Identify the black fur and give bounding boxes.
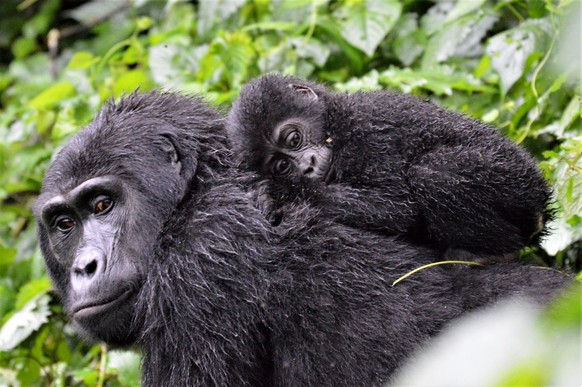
[35,92,571,386]
[227,74,552,259]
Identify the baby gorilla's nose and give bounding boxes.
[301,155,318,175]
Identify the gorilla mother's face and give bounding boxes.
[36,175,144,345]
[34,97,191,346]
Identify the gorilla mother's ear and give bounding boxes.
[160,134,182,174]
[289,84,318,101]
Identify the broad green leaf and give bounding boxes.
[420,1,453,36]
[0,294,51,351]
[113,70,152,97]
[149,44,208,87]
[67,52,100,70]
[29,81,76,110]
[486,18,552,94]
[272,0,316,23]
[557,96,581,138]
[66,0,125,26]
[291,38,330,68]
[422,11,497,68]
[203,32,255,88]
[198,0,246,37]
[334,70,381,92]
[444,0,486,23]
[15,277,51,309]
[315,16,365,72]
[334,0,402,57]
[392,13,426,67]
[378,66,492,95]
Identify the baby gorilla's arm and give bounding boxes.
[317,184,421,235]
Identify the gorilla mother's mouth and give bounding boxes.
[72,289,135,320]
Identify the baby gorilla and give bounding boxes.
[227,74,552,261]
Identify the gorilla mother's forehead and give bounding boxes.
[39,115,161,196]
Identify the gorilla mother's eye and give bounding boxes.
[272,158,292,176]
[94,197,113,215]
[285,131,302,149]
[56,217,75,232]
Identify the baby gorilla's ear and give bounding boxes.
[289,84,318,101]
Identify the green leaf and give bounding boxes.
[495,360,549,387]
[422,11,497,68]
[198,0,246,37]
[392,13,426,67]
[335,70,381,92]
[113,70,152,97]
[316,16,365,72]
[201,31,255,88]
[73,368,100,386]
[334,0,402,57]
[444,0,487,23]
[107,350,142,386]
[486,18,552,94]
[0,294,51,351]
[66,0,124,26]
[378,66,492,95]
[0,286,16,319]
[291,38,330,68]
[557,96,581,138]
[474,55,491,78]
[67,52,101,70]
[136,16,153,32]
[15,277,52,309]
[0,248,17,269]
[12,37,38,59]
[29,81,76,110]
[482,109,499,123]
[17,357,42,385]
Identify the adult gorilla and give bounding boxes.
[34,92,571,386]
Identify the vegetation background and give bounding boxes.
[0,0,580,385]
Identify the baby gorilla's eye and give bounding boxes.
[285,131,302,149]
[94,197,113,214]
[272,158,292,175]
[56,217,75,232]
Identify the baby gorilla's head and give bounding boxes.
[262,117,333,181]
[227,74,333,183]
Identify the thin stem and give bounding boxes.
[392,261,484,286]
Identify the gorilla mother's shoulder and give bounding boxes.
[34,90,573,387]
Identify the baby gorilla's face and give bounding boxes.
[262,118,332,182]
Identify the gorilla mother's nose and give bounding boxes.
[71,248,105,290]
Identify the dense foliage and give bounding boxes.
[0,0,580,385]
